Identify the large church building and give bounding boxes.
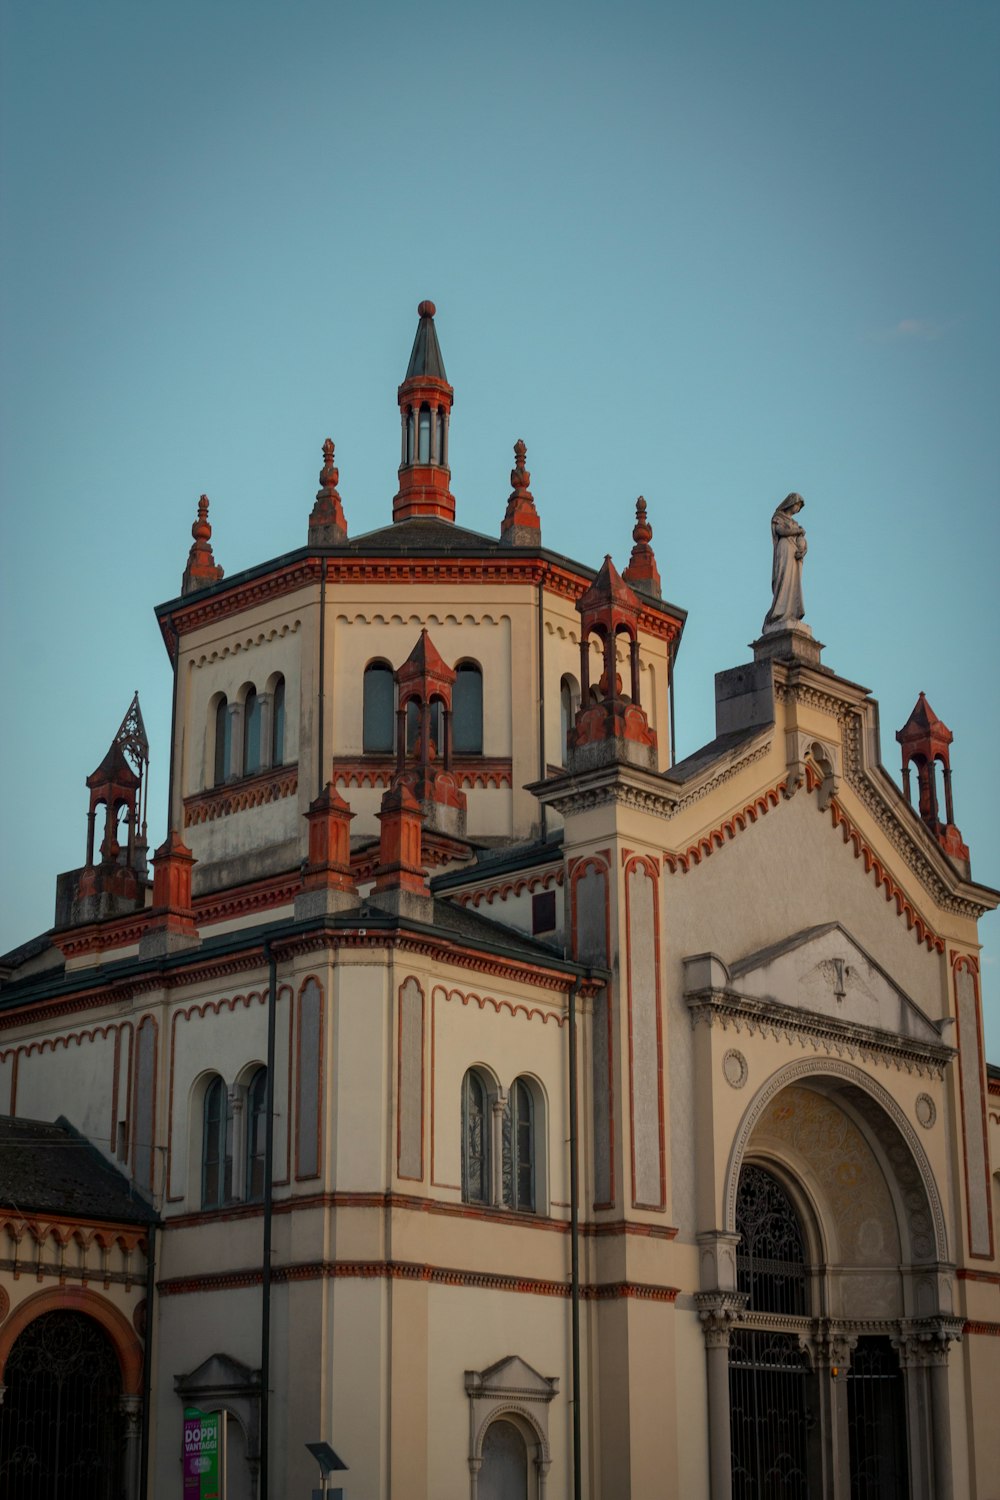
[1,302,998,1500]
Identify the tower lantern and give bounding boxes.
[393,300,456,523]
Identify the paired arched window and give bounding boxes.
[560,673,580,764]
[201,1069,268,1208]
[453,662,483,753]
[214,697,231,786]
[363,662,395,753]
[462,1068,490,1205]
[202,1075,233,1208]
[462,1070,539,1214]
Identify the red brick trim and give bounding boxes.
[331,755,513,790]
[0,1286,145,1393]
[964,1321,1000,1336]
[157,1257,679,1303]
[624,855,666,1212]
[452,868,563,910]
[956,1269,1000,1284]
[183,766,298,827]
[396,977,426,1183]
[952,953,996,1261]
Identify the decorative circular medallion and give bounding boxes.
[915,1094,936,1129]
[132,1297,147,1339]
[723,1049,748,1089]
[0,1285,9,1322]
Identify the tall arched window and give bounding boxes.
[479,1419,528,1499]
[462,1069,490,1205]
[245,1067,268,1202]
[453,662,483,754]
[202,1075,233,1208]
[271,676,285,766]
[560,674,579,764]
[503,1078,535,1212]
[418,404,431,463]
[214,696,231,786]
[243,687,262,776]
[363,662,395,753]
[730,1165,812,1496]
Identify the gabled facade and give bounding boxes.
[1,304,998,1500]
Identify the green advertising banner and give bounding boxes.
[183,1406,226,1500]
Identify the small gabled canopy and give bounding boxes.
[404,299,448,382]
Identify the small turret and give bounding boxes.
[393,301,456,523]
[896,693,970,875]
[568,557,657,772]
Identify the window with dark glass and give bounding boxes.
[503,1078,535,1212]
[271,677,285,766]
[245,1067,268,1202]
[462,1069,489,1204]
[243,687,262,776]
[363,663,395,753]
[418,405,431,463]
[453,662,483,754]
[202,1075,233,1208]
[214,697,231,786]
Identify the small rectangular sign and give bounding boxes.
[183,1406,226,1499]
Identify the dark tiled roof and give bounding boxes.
[0,1115,158,1224]
[662,725,771,785]
[404,310,448,382]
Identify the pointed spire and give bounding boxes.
[182,495,224,595]
[393,301,456,523]
[500,439,541,547]
[308,437,348,545]
[621,497,661,598]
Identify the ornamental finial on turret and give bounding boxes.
[621,496,661,598]
[181,494,224,595]
[308,437,348,546]
[500,438,541,547]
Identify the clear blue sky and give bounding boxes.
[2,2,998,1052]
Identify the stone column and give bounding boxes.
[491,1091,507,1207]
[258,692,274,772]
[227,701,243,781]
[120,1393,143,1500]
[696,1292,747,1500]
[926,1322,963,1500]
[811,1324,856,1500]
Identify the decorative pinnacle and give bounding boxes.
[510,439,532,497]
[181,494,224,595]
[621,497,661,599]
[308,436,347,544]
[500,438,541,545]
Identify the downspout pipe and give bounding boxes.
[569,977,582,1500]
[260,940,278,1500]
[317,569,327,798]
[537,574,547,838]
[138,1221,157,1500]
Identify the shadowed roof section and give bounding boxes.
[0,1114,158,1223]
[404,300,448,382]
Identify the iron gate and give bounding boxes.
[0,1309,123,1500]
[847,1336,909,1500]
[730,1328,814,1499]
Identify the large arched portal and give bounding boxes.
[0,1309,123,1499]
[700,1063,960,1500]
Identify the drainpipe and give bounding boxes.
[167,629,180,828]
[668,634,677,769]
[260,940,278,1500]
[537,575,547,837]
[318,569,327,797]
[568,978,582,1500]
[138,1221,157,1500]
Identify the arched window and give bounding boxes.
[271,676,285,766]
[453,662,483,754]
[560,674,579,764]
[202,1075,233,1208]
[405,698,443,756]
[214,696,231,786]
[479,1419,528,1498]
[363,662,395,753]
[243,687,262,776]
[418,404,431,463]
[462,1069,490,1205]
[245,1067,268,1202]
[503,1078,535,1212]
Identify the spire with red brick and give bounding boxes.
[896,693,970,872]
[182,495,224,595]
[308,438,348,545]
[393,301,456,523]
[500,439,541,546]
[621,497,661,599]
[568,556,657,770]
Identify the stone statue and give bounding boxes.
[763,493,807,632]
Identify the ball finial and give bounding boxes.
[417,299,436,318]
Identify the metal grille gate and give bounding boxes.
[0,1310,122,1500]
[847,1337,909,1500]
[730,1329,813,1499]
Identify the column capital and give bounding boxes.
[696,1290,748,1348]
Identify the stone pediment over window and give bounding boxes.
[684,924,953,1074]
[465,1355,559,1404]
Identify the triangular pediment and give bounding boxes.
[465,1355,558,1400]
[727,923,944,1046]
[175,1353,259,1397]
